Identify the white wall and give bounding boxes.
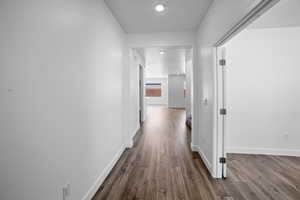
[0,1,127,200]
[127,32,196,48]
[145,48,187,77]
[168,75,186,108]
[126,49,145,147]
[195,0,263,177]
[225,27,300,156]
[146,77,168,105]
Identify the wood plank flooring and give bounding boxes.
[93,105,300,200]
[222,154,300,200]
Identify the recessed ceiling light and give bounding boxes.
[160,50,165,55]
[155,4,166,13]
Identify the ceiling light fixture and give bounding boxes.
[155,4,166,13]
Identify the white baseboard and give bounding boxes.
[82,145,125,200]
[147,103,168,105]
[127,139,134,148]
[134,125,140,136]
[168,106,185,109]
[126,125,141,148]
[191,144,198,152]
[191,144,213,175]
[227,147,300,157]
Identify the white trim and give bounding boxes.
[214,47,226,179]
[82,145,125,200]
[168,106,185,109]
[127,125,140,148]
[191,144,198,152]
[147,103,168,105]
[127,139,134,149]
[192,145,214,176]
[227,147,300,157]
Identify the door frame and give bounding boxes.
[213,0,279,179]
[215,47,227,178]
[139,64,145,125]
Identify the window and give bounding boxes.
[145,83,162,97]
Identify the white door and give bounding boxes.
[139,64,145,125]
[168,74,186,108]
[217,46,227,178]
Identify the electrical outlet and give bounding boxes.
[62,183,71,200]
[283,132,289,139]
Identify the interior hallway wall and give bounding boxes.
[225,27,300,156]
[0,1,127,199]
[126,49,145,147]
[195,0,264,177]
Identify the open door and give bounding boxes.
[217,46,227,178]
[139,64,145,126]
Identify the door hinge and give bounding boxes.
[219,157,226,164]
[219,59,226,66]
[220,108,227,115]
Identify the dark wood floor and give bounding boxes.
[222,154,300,200]
[93,105,300,200]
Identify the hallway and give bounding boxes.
[1,1,300,199]
[93,106,216,200]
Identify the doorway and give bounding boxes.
[214,0,281,178]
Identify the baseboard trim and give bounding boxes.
[82,145,125,200]
[168,106,185,109]
[147,103,168,105]
[227,147,300,157]
[191,145,213,175]
[126,125,141,148]
[191,144,198,152]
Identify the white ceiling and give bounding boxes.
[104,0,213,33]
[145,48,189,78]
[249,0,300,29]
